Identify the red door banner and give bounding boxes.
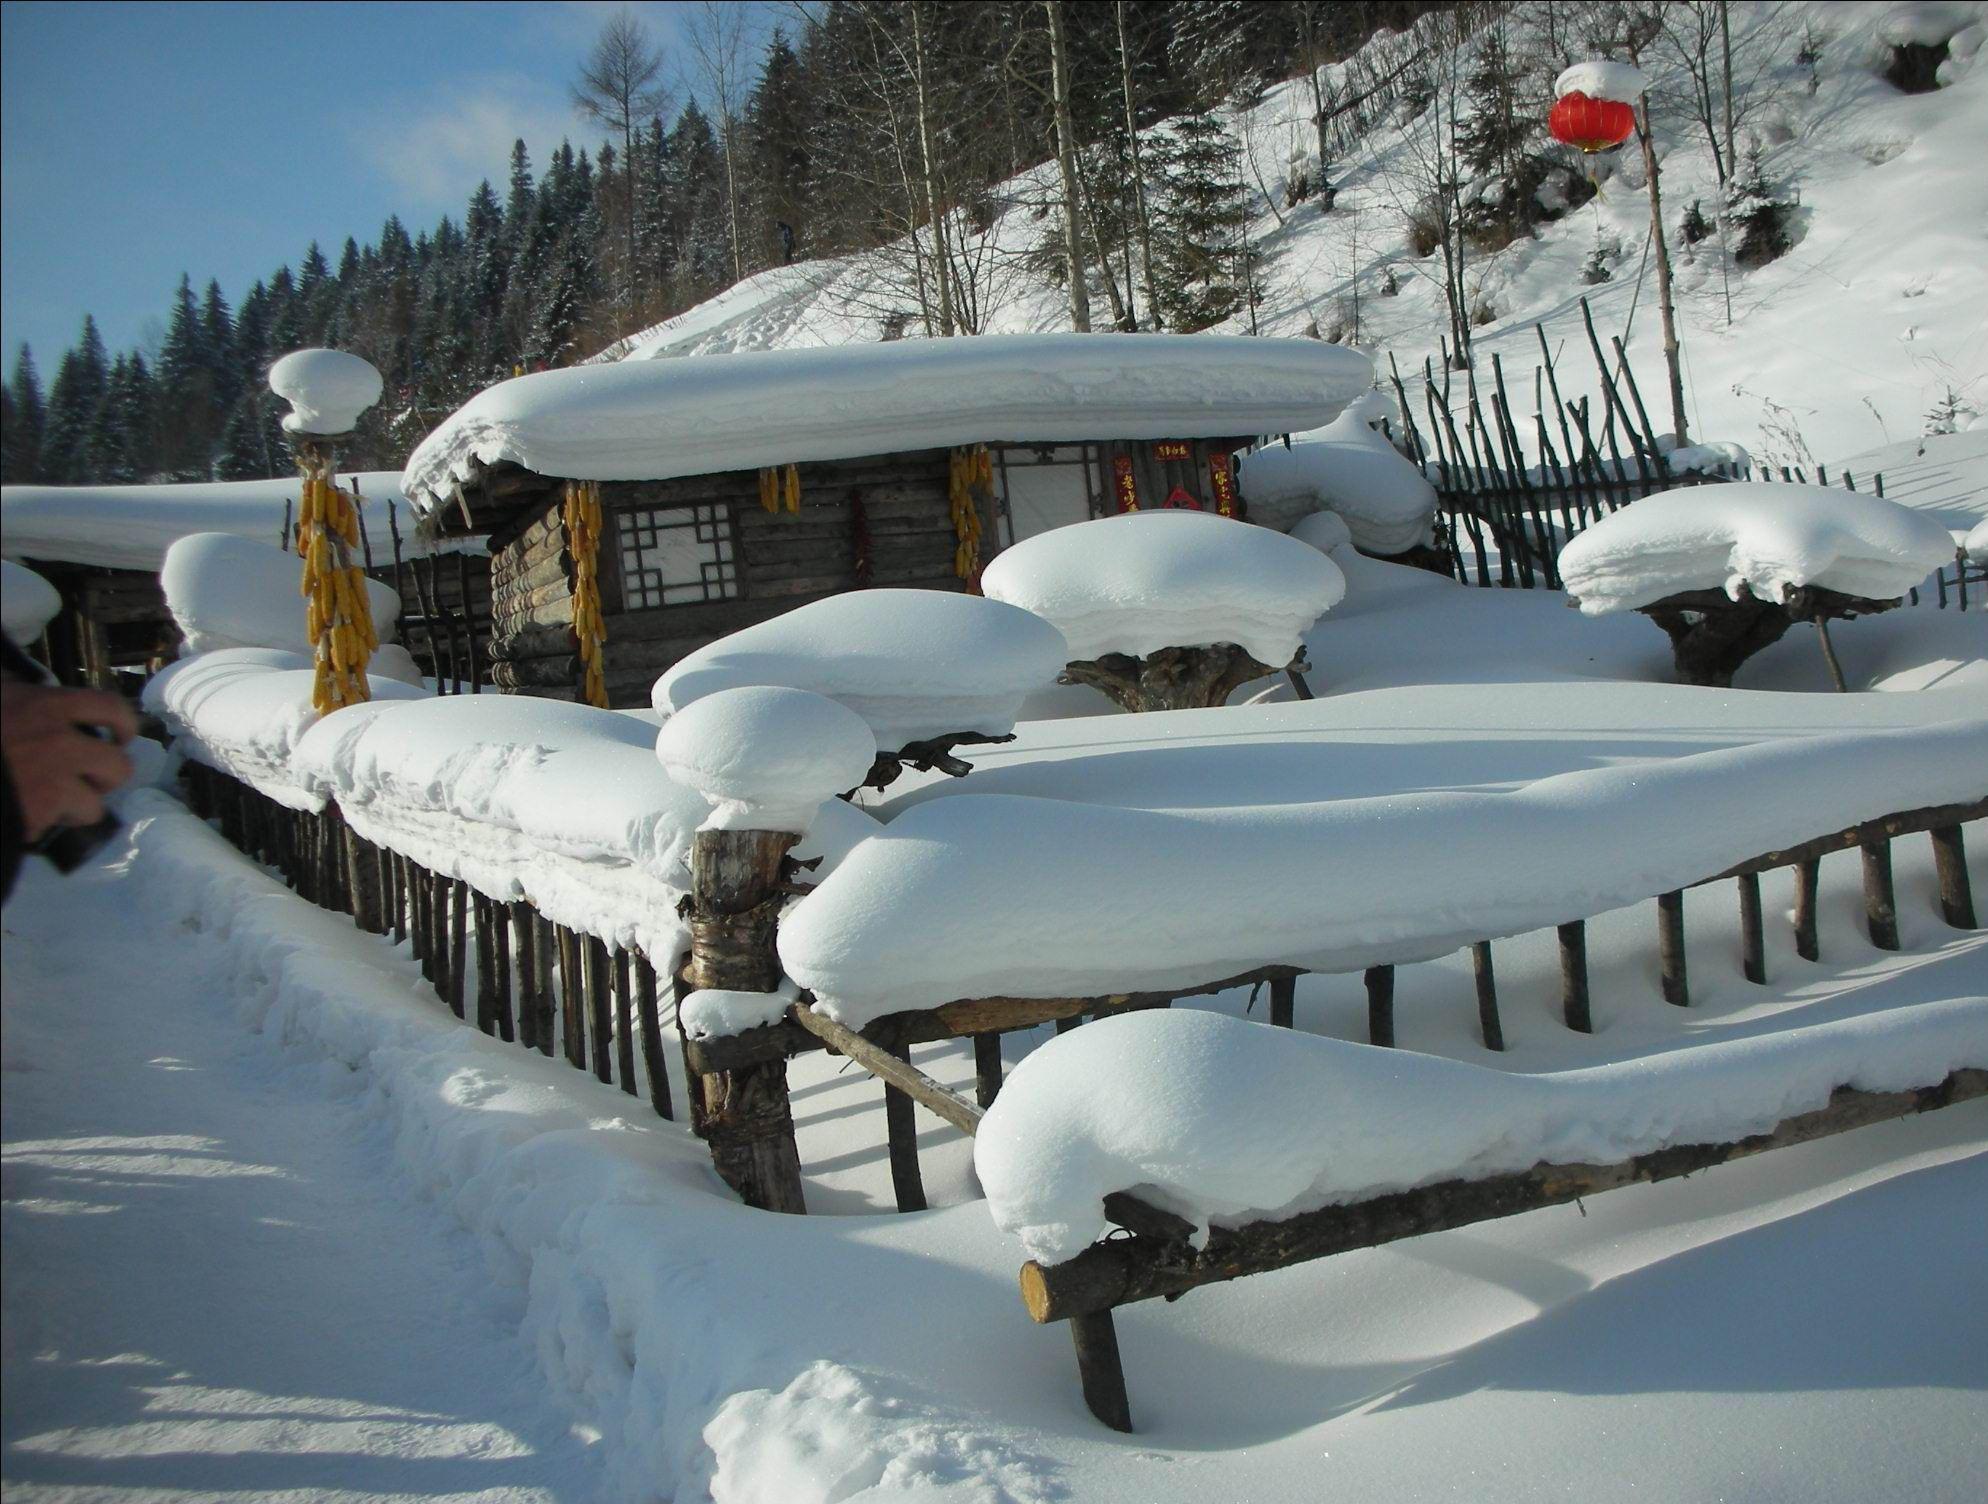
[1164,484,1201,509]
[1153,439,1193,462]
[1113,453,1140,512]
[1209,456,1238,517]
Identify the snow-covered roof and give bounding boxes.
[401,334,1374,512]
[981,509,1345,665]
[651,589,1069,749]
[161,532,400,656]
[1557,482,1957,615]
[1,473,424,573]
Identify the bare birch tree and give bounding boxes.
[571,8,671,329]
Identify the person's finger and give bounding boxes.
[73,737,135,796]
[45,778,109,832]
[63,689,140,745]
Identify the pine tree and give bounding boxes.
[669,102,731,302]
[743,29,811,268]
[1150,112,1253,331]
[3,345,46,483]
[1725,138,1793,268]
[201,279,239,412]
[87,353,157,483]
[40,316,110,483]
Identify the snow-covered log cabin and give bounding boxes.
[400,334,1371,707]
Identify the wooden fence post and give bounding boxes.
[682,828,807,1215]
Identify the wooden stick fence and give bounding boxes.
[1389,301,1976,613]
[179,761,672,1123]
[178,755,1982,1427]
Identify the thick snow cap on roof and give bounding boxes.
[1557,482,1956,615]
[1237,394,1439,554]
[269,348,383,437]
[402,334,1373,511]
[162,532,400,655]
[2,559,62,644]
[981,509,1345,665]
[1555,60,1649,102]
[0,473,421,573]
[657,685,877,833]
[652,589,1069,749]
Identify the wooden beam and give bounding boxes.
[791,1003,986,1137]
[1019,1069,1988,1325]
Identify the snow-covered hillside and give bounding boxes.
[605,1,1985,478]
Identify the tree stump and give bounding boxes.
[1637,585,1900,688]
[1060,643,1302,712]
[681,827,808,1215]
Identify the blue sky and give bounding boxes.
[1,1,777,381]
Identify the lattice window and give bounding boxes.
[615,503,738,609]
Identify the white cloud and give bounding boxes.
[351,78,587,213]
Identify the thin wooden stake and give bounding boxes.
[558,926,586,1067]
[614,948,637,1096]
[1738,873,1766,984]
[531,913,557,1056]
[587,936,614,1084]
[473,892,497,1034]
[1794,858,1822,961]
[1930,826,1977,929]
[1659,890,1688,1005]
[1269,974,1296,1029]
[1365,965,1395,1047]
[1558,921,1592,1033]
[1862,839,1899,950]
[973,1033,1004,1108]
[493,899,515,1043]
[635,951,672,1119]
[1069,1311,1133,1433]
[1813,617,1849,692]
[448,877,469,1018]
[884,1044,928,1213]
[1471,940,1504,1051]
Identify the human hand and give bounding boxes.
[0,678,138,841]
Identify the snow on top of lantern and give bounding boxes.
[981,510,1344,666]
[161,532,400,655]
[1555,60,1649,103]
[653,589,1069,750]
[1557,483,1956,616]
[657,685,877,833]
[1,558,63,645]
[268,348,384,436]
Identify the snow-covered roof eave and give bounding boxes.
[401,333,1375,515]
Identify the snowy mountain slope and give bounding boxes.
[609,1,1986,482]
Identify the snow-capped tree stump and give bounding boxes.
[1636,585,1900,688]
[1060,643,1305,713]
[681,827,808,1215]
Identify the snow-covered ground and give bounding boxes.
[9,517,1987,1500]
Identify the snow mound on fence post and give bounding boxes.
[161,531,400,655]
[1,558,62,643]
[1557,483,1957,615]
[980,510,1344,666]
[658,685,877,833]
[1237,400,1439,554]
[268,348,384,436]
[974,1004,1988,1265]
[652,589,1068,749]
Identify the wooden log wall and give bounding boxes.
[479,449,995,708]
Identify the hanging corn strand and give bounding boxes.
[758,464,802,515]
[948,445,990,588]
[564,480,609,708]
[297,463,378,713]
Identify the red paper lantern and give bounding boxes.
[1549,90,1635,154]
